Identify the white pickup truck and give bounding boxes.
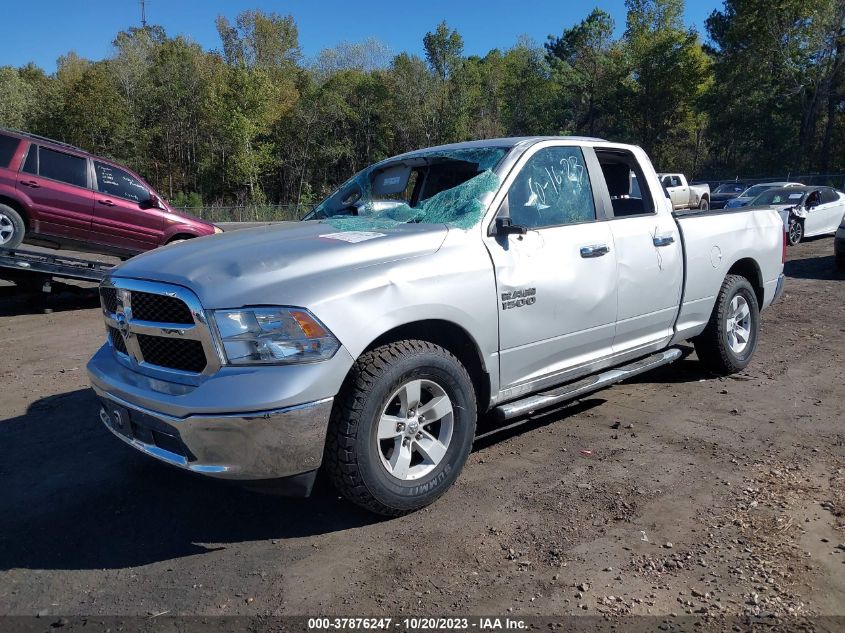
[88,137,786,515]
[660,173,711,211]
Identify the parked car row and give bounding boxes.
[670,172,845,251]
[0,129,219,256]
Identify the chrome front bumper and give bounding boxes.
[94,386,333,481]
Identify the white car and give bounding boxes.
[724,181,803,209]
[748,186,845,245]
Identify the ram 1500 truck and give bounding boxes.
[88,137,786,516]
[659,173,711,211]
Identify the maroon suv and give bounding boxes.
[0,129,218,255]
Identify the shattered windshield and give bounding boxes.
[304,147,507,230]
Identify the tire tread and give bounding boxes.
[324,339,473,516]
[694,274,759,375]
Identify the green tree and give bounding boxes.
[621,0,713,173]
[546,9,621,137]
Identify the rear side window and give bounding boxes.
[0,133,21,168]
[94,161,149,202]
[38,147,88,188]
[22,144,37,174]
[597,150,656,217]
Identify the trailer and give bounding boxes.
[0,248,112,308]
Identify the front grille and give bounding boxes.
[136,334,207,373]
[100,280,216,377]
[100,287,118,314]
[131,291,194,324]
[108,326,127,354]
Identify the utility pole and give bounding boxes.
[140,0,147,28]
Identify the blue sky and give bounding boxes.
[4,0,721,72]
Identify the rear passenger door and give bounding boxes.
[16,144,93,241]
[484,143,618,393]
[91,161,164,252]
[596,150,683,355]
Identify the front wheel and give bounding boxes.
[787,219,803,245]
[694,274,760,375]
[325,340,477,516]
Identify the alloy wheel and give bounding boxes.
[725,295,751,354]
[0,213,14,245]
[376,378,454,481]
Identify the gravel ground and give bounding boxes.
[0,235,842,623]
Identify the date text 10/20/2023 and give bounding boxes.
[307,617,528,630]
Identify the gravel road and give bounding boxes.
[0,235,842,621]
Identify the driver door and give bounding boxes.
[483,144,618,395]
[91,161,165,252]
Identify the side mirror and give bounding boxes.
[495,216,527,236]
[140,193,165,210]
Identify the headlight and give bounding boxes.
[212,307,339,365]
[213,225,224,234]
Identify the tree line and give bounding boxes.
[0,0,842,209]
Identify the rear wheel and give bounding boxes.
[698,197,709,211]
[694,274,760,375]
[0,204,25,249]
[325,340,477,516]
[787,218,803,245]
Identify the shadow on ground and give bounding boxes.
[0,388,601,572]
[785,252,843,281]
[0,389,377,571]
[0,282,100,316]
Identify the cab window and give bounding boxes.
[505,147,596,229]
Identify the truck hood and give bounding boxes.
[114,221,449,308]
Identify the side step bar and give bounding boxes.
[493,347,684,421]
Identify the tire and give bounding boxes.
[0,203,25,249]
[836,255,845,272]
[694,274,760,375]
[698,197,709,211]
[787,218,803,245]
[325,340,477,516]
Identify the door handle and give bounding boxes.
[653,235,675,247]
[98,199,116,207]
[22,180,40,188]
[580,244,610,258]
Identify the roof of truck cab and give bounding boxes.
[393,136,610,156]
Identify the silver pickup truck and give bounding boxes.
[87,137,786,516]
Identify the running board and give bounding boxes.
[493,348,683,421]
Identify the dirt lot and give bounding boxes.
[0,236,843,622]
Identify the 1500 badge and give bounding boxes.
[501,288,536,310]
